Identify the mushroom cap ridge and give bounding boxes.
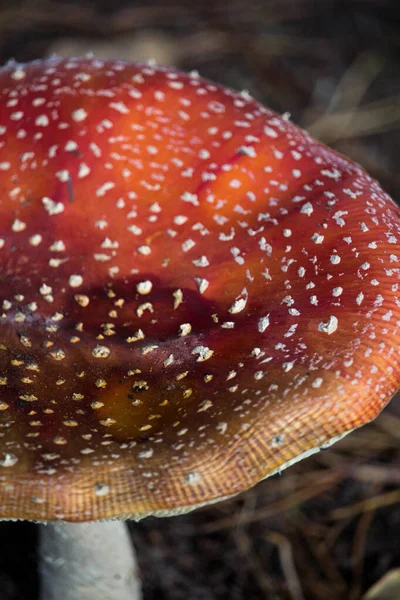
[0,57,399,522]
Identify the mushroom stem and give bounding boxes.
[39,520,141,600]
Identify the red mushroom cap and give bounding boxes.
[0,57,399,521]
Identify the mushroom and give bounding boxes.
[0,56,399,600]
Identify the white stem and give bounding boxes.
[39,520,141,600]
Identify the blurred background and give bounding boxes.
[0,0,399,599]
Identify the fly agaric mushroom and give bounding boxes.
[0,56,399,600]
